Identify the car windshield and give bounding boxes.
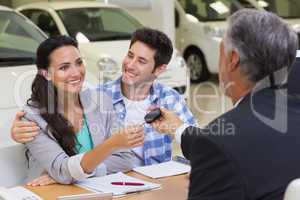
[0,10,46,67]
[178,0,255,21]
[255,0,300,18]
[57,7,143,42]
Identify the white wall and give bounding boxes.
[11,0,94,8]
[12,0,41,8]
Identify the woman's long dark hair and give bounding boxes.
[28,36,79,156]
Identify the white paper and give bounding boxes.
[76,172,160,197]
[133,161,191,179]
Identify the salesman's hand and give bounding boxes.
[151,107,183,137]
[11,111,40,144]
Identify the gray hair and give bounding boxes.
[224,9,298,82]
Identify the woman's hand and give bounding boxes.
[81,125,144,174]
[110,125,145,149]
[26,174,57,187]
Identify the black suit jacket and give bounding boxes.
[182,58,300,200]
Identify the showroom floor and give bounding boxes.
[173,76,233,156]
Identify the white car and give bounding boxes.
[175,0,300,82]
[0,5,47,187]
[175,0,264,82]
[0,5,47,146]
[16,1,190,99]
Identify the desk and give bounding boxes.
[26,172,189,200]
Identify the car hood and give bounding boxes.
[79,40,130,67]
[285,19,300,32]
[0,65,36,109]
[185,18,227,35]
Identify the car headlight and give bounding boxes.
[204,25,225,38]
[175,49,186,68]
[174,56,186,68]
[97,56,119,75]
[169,51,186,69]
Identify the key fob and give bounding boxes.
[144,108,161,123]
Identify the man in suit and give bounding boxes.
[151,9,300,200]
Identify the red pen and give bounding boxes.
[111,182,145,186]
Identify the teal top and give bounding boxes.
[75,116,94,153]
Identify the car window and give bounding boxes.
[255,0,300,18]
[20,9,60,37]
[57,7,142,42]
[100,9,139,33]
[0,10,46,67]
[178,0,255,21]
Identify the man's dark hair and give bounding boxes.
[130,27,173,68]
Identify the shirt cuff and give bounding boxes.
[175,123,190,144]
[67,153,95,181]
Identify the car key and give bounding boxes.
[144,108,162,123]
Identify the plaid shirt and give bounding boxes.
[97,77,197,165]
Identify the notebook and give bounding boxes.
[133,160,191,179]
[76,172,161,197]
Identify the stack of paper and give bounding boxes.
[133,161,191,178]
[77,172,160,197]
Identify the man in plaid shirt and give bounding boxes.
[98,77,196,165]
[97,28,197,166]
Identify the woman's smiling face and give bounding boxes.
[47,45,85,94]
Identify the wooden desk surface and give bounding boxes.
[26,172,189,200]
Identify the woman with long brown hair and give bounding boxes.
[23,35,144,184]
